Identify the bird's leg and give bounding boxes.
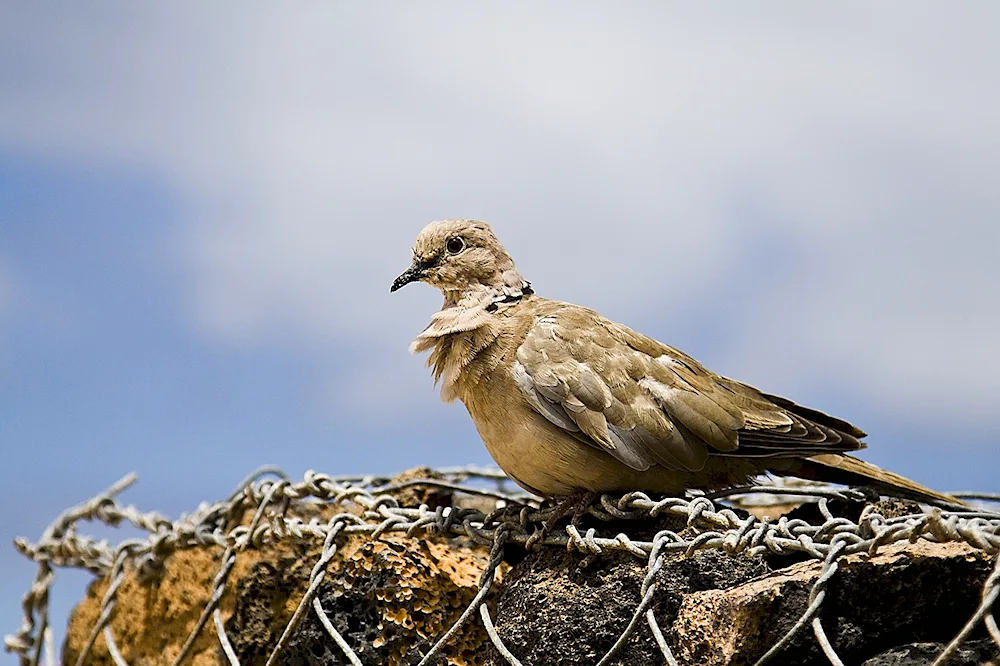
[525,489,599,549]
[568,490,600,526]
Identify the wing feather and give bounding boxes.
[512,302,865,474]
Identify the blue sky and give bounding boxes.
[2,2,999,658]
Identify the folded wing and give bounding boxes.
[513,302,865,472]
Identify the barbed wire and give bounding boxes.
[5,467,1000,666]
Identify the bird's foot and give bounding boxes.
[481,500,534,529]
[568,490,600,527]
[525,490,599,550]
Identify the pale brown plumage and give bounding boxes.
[391,219,958,505]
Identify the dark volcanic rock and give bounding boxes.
[672,541,996,666]
[861,639,1000,665]
[487,544,769,665]
[226,559,307,663]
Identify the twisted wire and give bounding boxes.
[5,467,1000,666]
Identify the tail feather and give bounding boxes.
[781,453,965,507]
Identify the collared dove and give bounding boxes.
[391,219,958,505]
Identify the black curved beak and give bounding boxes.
[390,260,429,293]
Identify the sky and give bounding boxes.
[2,2,999,658]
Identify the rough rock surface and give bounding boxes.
[671,540,996,666]
[63,545,282,666]
[861,639,999,666]
[225,536,497,666]
[486,543,769,665]
[61,486,999,666]
[63,530,497,666]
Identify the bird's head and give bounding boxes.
[390,219,530,305]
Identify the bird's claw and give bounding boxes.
[524,490,599,550]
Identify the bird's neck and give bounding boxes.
[410,289,533,402]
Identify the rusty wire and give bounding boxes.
[5,466,1000,666]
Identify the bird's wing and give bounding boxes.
[513,302,864,472]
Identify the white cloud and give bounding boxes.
[2,3,998,422]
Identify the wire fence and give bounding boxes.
[5,466,1000,666]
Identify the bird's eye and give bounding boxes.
[446,236,465,254]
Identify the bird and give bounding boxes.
[390,219,959,506]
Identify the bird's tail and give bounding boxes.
[780,453,965,507]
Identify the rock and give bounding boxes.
[63,546,282,666]
[861,639,999,665]
[56,481,999,666]
[227,535,498,666]
[486,544,770,665]
[381,466,455,510]
[62,467,499,666]
[266,536,500,666]
[64,532,498,666]
[671,541,996,666]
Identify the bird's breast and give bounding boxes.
[461,368,658,496]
